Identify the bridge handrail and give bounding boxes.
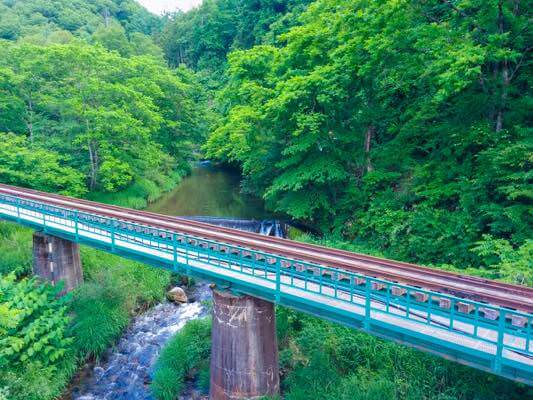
[0,192,531,366]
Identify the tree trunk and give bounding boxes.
[495,0,509,132]
[179,45,184,65]
[87,139,98,190]
[85,116,99,190]
[26,98,34,143]
[103,8,110,28]
[364,125,375,172]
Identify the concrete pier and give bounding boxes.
[210,289,279,400]
[33,232,83,294]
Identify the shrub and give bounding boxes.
[279,309,529,400]
[473,235,533,287]
[0,274,73,369]
[0,274,76,400]
[151,318,212,400]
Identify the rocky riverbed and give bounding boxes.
[69,283,212,400]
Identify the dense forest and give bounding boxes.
[160,0,312,86]
[0,0,210,207]
[0,0,531,399]
[0,0,159,40]
[205,0,532,275]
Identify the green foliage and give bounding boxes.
[91,21,164,59]
[0,41,208,196]
[0,361,75,400]
[277,307,529,400]
[92,21,133,57]
[160,0,312,86]
[472,236,533,287]
[71,247,171,358]
[0,2,531,400]
[0,274,76,400]
[151,318,212,400]
[0,2,210,399]
[0,0,160,41]
[0,274,72,368]
[0,132,86,196]
[0,222,171,397]
[206,0,532,268]
[0,222,32,276]
[69,271,131,358]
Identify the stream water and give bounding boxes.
[71,284,212,400]
[70,164,279,400]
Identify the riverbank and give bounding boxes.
[0,166,191,400]
[68,283,211,400]
[147,232,531,400]
[87,171,186,210]
[0,221,174,400]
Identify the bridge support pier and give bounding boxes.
[210,289,279,400]
[33,232,83,295]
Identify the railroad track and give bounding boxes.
[1,183,532,313]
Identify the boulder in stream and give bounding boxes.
[167,286,188,303]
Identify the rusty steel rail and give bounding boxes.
[0,183,532,313]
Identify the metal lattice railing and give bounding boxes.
[0,192,531,375]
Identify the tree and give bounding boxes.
[159,0,312,87]
[0,132,86,196]
[0,0,160,41]
[92,21,132,56]
[206,0,532,267]
[0,42,208,194]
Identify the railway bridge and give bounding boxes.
[0,184,532,398]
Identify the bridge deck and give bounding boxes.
[0,195,531,385]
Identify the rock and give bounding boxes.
[93,366,105,378]
[167,286,188,303]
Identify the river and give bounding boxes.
[146,162,270,219]
[70,164,275,400]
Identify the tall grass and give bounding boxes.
[151,318,212,400]
[71,248,171,358]
[69,271,132,358]
[0,222,32,276]
[277,307,529,400]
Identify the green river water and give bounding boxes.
[146,163,270,219]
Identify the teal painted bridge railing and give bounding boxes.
[0,193,531,384]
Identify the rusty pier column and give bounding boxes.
[33,232,83,294]
[210,289,279,400]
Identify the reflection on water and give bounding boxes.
[146,163,270,219]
